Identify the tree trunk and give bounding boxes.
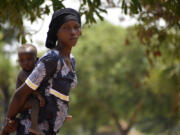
[90,116,97,135]
[112,100,142,135]
[172,90,180,122]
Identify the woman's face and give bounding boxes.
[57,20,81,47]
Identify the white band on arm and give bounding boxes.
[25,78,38,90]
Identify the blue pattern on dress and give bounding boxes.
[17,50,77,135]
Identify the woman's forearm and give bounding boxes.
[7,83,33,118]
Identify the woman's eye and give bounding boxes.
[63,26,67,29]
[63,26,70,30]
[74,26,80,30]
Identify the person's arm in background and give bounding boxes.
[7,51,59,118]
[0,71,32,135]
[33,91,45,107]
[1,51,58,135]
[7,83,33,119]
[5,70,32,118]
[0,83,33,135]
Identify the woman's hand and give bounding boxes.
[65,115,72,121]
[0,118,19,135]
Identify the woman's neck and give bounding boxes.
[57,43,72,57]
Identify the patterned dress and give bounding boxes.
[17,49,77,135]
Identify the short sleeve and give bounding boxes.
[25,51,59,90]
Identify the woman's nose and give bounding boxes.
[71,28,76,34]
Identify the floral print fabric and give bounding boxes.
[17,50,77,135]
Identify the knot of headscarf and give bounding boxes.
[45,8,81,49]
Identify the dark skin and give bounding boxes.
[1,20,81,134]
[0,85,32,135]
[18,53,36,73]
[0,52,45,135]
[57,20,81,56]
[17,52,45,109]
[57,20,81,71]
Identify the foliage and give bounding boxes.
[1,0,180,64]
[61,21,180,135]
[0,33,17,126]
[0,0,106,43]
[61,22,148,135]
[0,0,51,43]
[137,56,180,134]
[1,0,180,55]
[0,1,180,135]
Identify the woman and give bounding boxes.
[2,8,81,135]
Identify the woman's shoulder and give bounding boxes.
[43,49,60,57]
[39,49,60,62]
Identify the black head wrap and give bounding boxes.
[45,8,81,49]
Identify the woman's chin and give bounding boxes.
[70,41,77,47]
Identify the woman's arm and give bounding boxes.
[7,51,59,119]
[1,83,33,134]
[6,83,33,119]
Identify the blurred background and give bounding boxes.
[0,0,180,135]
